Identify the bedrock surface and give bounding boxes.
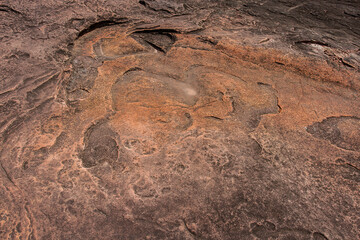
[0,1,359,239]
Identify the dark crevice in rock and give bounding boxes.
[0,162,16,186]
[182,219,197,236]
[145,40,167,53]
[94,208,108,216]
[131,29,178,53]
[346,163,360,173]
[340,58,355,69]
[76,19,129,39]
[138,0,146,6]
[123,67,143,75]
[132,29,179,35]
[295,40,330,47]
[257,82,271,86]
[205,116,224,121]
[313,231,329,240]
[344,10,360,18]
[0,5,22,15]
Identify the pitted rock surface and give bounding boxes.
[0,1,359,239]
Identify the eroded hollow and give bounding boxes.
[130,29,177,53]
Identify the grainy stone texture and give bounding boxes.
[0,1,359,239]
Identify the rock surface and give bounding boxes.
[0,0,359,239]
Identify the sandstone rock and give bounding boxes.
[0,1,359,239]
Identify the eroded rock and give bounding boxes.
[0,1,359,239]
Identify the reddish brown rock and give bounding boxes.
[0,1,359,239]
